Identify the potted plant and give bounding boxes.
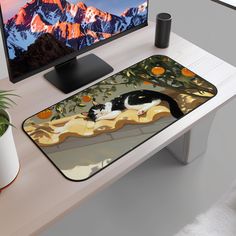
[0,90,19,190]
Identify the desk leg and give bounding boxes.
[167,111,216,164]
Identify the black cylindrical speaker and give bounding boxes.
[155,13,172,48]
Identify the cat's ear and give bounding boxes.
[92,100,99,106]
[81,112,89,118]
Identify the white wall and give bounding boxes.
[0,31,8,80]
[149,0,236,67]
[0,0,235,80]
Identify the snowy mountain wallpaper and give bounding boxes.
[0,0,148,78]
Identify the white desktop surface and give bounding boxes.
[0,22,235,236]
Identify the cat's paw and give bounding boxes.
[137,110,146,116]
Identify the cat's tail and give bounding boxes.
[161,94,184,119]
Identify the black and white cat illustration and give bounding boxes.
[82,90,184,122]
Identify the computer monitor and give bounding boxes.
[0,0,148,93]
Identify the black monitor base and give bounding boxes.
[44,54,114,94]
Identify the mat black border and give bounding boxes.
[211,0,236,10]
[22,55,218,182]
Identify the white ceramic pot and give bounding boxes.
[0,110,19,189]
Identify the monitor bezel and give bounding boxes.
[0,1,149,83]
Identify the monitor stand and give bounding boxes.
[44,54,114,94]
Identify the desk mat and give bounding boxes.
[23,55,217,181]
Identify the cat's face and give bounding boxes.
[88,104,106,121]
[82,102,113,122]
[87,102,112,121]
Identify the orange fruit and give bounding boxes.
[37,109,53,119]
[82,95,92,103]
[143,81,153,85]
[151,67,165,76]
[181,68,195,77]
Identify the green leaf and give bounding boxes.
[0,91,18,132]
[0,90,19,109]
[51,115,60,121]
[78,104,86,107]
[0,116,9,136]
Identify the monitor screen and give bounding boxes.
[0,0,148,82]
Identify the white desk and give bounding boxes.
[0,22,235,236]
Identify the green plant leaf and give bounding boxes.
[0,115,9,136]
[0,90,18,131]
[78,104,86,107]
